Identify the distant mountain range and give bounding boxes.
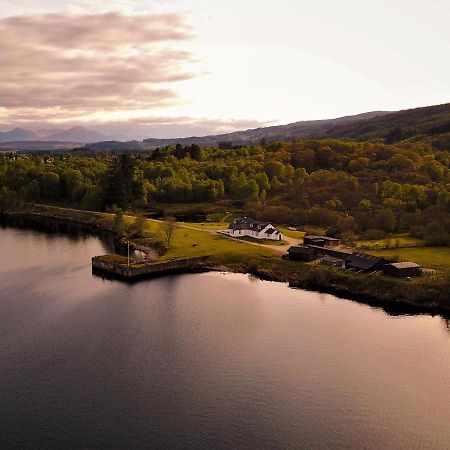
[3,102,450,152]
[87,103,450,151]
[0,126,107,144]
[139,103,450,147]
[141,111,390,148]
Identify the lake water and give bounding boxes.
[0,224,449,449]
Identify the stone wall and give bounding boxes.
[92,256,210,279]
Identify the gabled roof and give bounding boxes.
[229,217,273,232]
[306,245,352,256]
[304,234,340,242]
[346,252,385,270]
[321,256,344,264]
[387,262,420,269]
[288,245,315,254]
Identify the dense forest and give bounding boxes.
[1,136,449,245]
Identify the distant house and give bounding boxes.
[303,234,340,248]
[383,262,421,278]
[345,252,387,272]
[228,217,283,241]
[287,245,318,261]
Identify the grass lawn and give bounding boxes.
[230,235,286,246]
[97,254,128,263]
[133,218,277,266]
[164,226,276,265]
[181,221,228,230]
[356,236,424,247]
[184,222,305,240]
[278,226,305,239]
[367,246,450,271]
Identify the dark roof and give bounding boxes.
[266,227,277,235]
[229,217,272,232]
[304,234,340,242]
[321,256,344,264]
[306,245,352,256]
[346,252,386,270]
[288,245,315,254]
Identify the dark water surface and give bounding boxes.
[0,225,449,449]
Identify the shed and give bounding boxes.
[287,245,318,261]
[303,234,340,248]
[321,256,345,268]
[383,262,421,278]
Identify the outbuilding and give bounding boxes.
[303,234,340,248]
[321,256,345,268]
[345,252,387,272]
[383,262,421,278]
[287,245,318,261]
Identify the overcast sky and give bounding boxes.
[1,0,449,139]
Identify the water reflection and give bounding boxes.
[0,222,449,450]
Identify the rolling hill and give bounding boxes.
[0,126,107,144]
[141,111,390,148]
[139,102,450,148]
[311,102,450,141]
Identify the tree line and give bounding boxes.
[0,136,449,244]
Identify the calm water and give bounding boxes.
[0,225,449,450]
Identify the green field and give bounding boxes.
[181,221,229,230]
[134,219,277,266]
[182,222,305,240]
[356,236,424,248]
[20,204,450,278]
[367,246,450,271]
[278,226,305,239]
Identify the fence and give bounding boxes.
[357,242,422,250]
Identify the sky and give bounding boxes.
[0,0,449,139]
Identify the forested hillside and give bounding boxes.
[314,103,450,141]
[1,137,449,245]
[83,102,450,150]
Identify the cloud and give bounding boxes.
[0,12,196,121]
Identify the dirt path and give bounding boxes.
[164,221,299,254]
[31,204,299,254]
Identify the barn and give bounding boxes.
[345,252,387,272]
[303,234,340,248]
[287,245,318,261]
[383,262,421,278]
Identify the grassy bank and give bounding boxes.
[367,247,450,272]
[4,203,450,313]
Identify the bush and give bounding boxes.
[363,228,386,240]
[423,222,449,246]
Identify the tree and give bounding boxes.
[41,172,60,199]
[375,208,396,232]
[163,217,177,249]
[113,207,125,235]
[358,199,372,212]
[423,222,449,246]
[132,216,147,237]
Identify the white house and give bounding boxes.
[228,217,283,241]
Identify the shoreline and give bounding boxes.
[2,205,449,316]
